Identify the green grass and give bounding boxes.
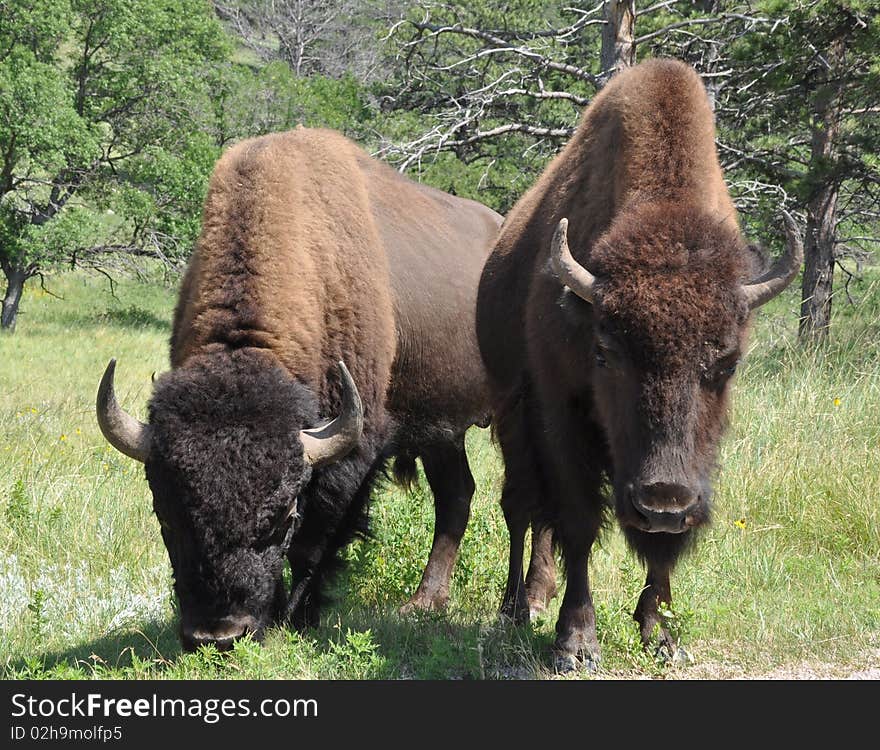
[1,269,878,679]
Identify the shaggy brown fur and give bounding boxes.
[476,59,773,669]
[148,127,500,648]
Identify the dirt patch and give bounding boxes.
[673,648,880,680]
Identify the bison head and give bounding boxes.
[550,207,802,538]
[96,351,362,651]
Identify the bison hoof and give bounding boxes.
[672,646,692,666]
[655,642,692,667]
[553,650,600,675]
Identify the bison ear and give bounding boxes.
[557,285,594,323]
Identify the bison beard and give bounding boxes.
[476,59,801,671]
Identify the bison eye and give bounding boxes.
[705,359,740,385]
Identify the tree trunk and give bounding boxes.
[600,0,636,82]
[798,48,843,343]
[698,0,721,111]
[798,161,839,342]
[1,265,27,332]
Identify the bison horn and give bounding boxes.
[741,211,804,309]
[96,358,152,463]
[299,361,364,468]
[550,217,597,303]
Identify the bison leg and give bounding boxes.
[285,554,322,630]
[401,439,474,614]
[289,585,321,631]
[553,543,601,674]
[633,565,688,662]
[499,499,530,625]
[524,524,557,618]
[494,382,545,625]
[283,554,321,630]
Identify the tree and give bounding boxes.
[600,0,636,78]
[213,0,402,81]
[378,1,603,211]
[204,60,373,148]
[0,0,229,331]
[381,1,879,338]
[718,1,880,342]
[378,1,745,209]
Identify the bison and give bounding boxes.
[476,59,802,670]
[96,127,502,650]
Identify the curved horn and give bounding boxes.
[550,217,596,303]
[741,211,804,309]
[299,361,364,468]
[96,358,152,463]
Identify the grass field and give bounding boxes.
[1,268,878,679]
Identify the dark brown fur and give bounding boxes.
[477,59,767,667]
[151,127,501,648]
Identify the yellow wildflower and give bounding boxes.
[734,518,747,530]
[833,398,841,407]
[59,434,67,442]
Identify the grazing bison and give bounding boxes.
[476,59,802,670]
[97,127,501,650]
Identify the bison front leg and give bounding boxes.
[401,440,474,614]
[524,524,557,618]
[553,542,601,674]
[633,565,689,664]
[285,562,321,630]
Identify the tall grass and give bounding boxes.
[1,269,877,679]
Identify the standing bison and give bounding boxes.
[476,59,802,670]
[97,127,501,650]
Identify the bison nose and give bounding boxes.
[631,482,700,534]
[181,614,258,652]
